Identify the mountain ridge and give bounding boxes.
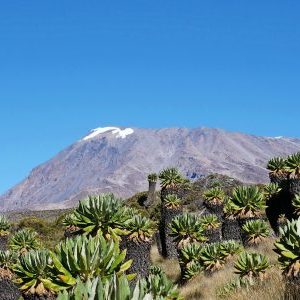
[1,126,300,211]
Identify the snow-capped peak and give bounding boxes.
[82,127,134,141]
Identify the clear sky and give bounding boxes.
[0,1,300,193]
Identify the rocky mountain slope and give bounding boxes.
[1,126,300,211]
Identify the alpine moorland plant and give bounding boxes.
[203,187,226,205]
[148,173,158,183]
[159,167,185,190]
[219,240,242,260]
[229,186,266,218]
[200,243,226,272]
[164,194,182,209]
[0,215,10,236]
[234,252,269,281]
[179,243,204,266]
[170,213,207,248]
[57,274,148,300]
[241,220,270,246]
[199,214,221,230]
[0,250,17,272]
[285,152,300,178]
[124,215,156,243]
[267,157,288,178]
[72,194,130,239]
[263,183,282,200]
[51,235,132,287]
[9,228,41,255]
[274,218,300,279]
[292,195,300,216]
[14,250,62,298]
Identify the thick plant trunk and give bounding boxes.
[120,238,152,280]
[289,178,300,196]
[266,194,285,236]
[0,278,21,300]
[239,217,260,247]
[204,202,224,220]
[204,228,222,243]
[0,236,8,252]
[222,219,241,241]
[144,181,157,207]
[160,206,182,258]
[154,231,163,256]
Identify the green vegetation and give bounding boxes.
[285,152,300,178]
[0,215,10,236]
[241,220,270,245]
[164,194,182,209]
[203,187,226,205]
[234,252,269,280]
[159,167,185,189]
[228,186,266,218]
[9,228,41,254]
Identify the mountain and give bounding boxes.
[1,126,300,211]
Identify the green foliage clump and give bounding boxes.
[241,220,270,245]
[0,215,10,236]
[9,228,41,255]
[274,218,300,278]
[228,186,266,218]
[234,252,269,281]
[203,187,226,205]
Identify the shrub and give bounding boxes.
[199,214,220,230]
[241,220,270,245]
[229,186,266,218]
[285,152,300,178]
[9,228,40,254]
[72,194,130,239]
[14,250,62,297]
[234,252,269,280]
[170,214,207,247]
[51,235,132,286]
[274,218,300,278]
[203,187,225,205]
[0,215,10,237]
[164,194,182,209]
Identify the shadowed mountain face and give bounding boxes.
[1,127,300,211]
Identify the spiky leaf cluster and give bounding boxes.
[292,195,300,216]
[51,235,132,286]
[14,250,62,296]
[199,214,220,230]
[159,167,185,189]
[164,194,182,209]
[203,187,225,205]
[200,243,226,272]
[274,218,300,278]
[179,243,204,266]
[286,152,300,178]
[234,252,269,280]
[183,261,203,281]
[62,213,77,228]
[241,220,270,245]
[72,194,130,239]
[0,215,10,236]
[170,214,207,247]
[9,228,40,254]
[148,173,158,183]
[0,250,17,270]
[229,186,266,218]
[124,215,156,243]
[57,275,148,300]
[263,183,282,200]
[219,240,242,259]
[267,157,287,175]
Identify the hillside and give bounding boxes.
[1,126,300,211]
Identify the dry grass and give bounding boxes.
[150,245,181,282]
[150,237,289,300]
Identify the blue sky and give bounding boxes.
[0,1,300,193]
